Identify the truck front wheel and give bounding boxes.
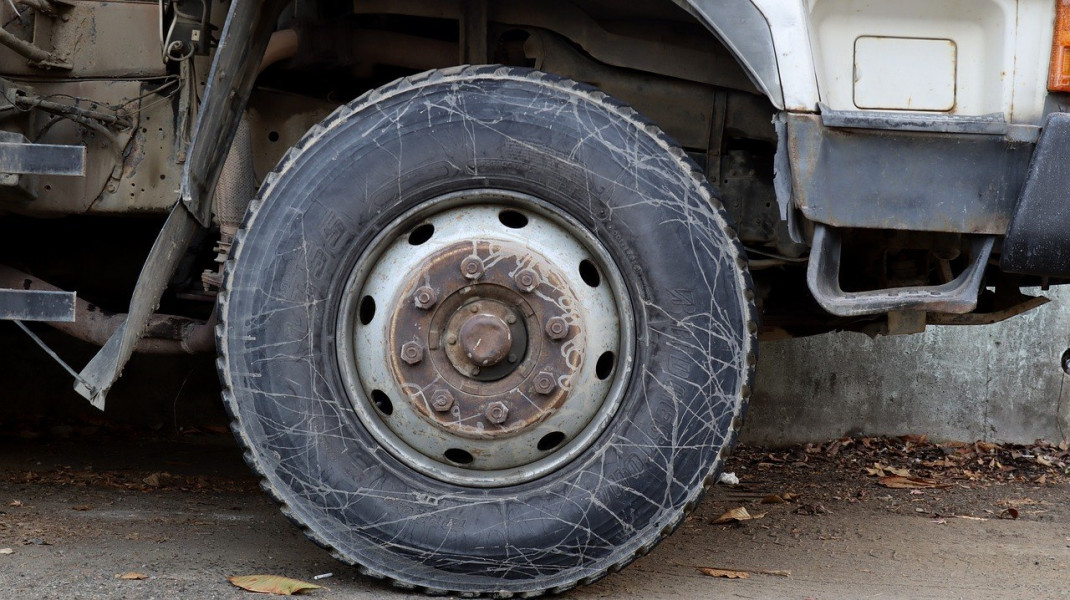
[219,66,756,595]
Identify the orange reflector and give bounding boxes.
[1052,0,1070,92]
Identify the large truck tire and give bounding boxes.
[218,66,757,596]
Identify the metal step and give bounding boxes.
[806,224,995,318]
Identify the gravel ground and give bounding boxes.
[1,432,1069,599]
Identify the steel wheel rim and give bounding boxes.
[336,190,635,487]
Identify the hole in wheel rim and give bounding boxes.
[371,390,393,415]
[358,296,376,325]
[444,448,474,465]
[596,351,615,380]
[498,209,529,229]
[408,223,435,245]
[579,259,601,287]
[537,431,566,451]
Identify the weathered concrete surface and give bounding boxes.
[744,287,1070,446]
[3,437,1068,600]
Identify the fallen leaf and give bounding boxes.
[713,507,765,524]
[8,500,22,507]
[116,572,148,580]
[901,434,928,444]
[1036,456,1053,467]
[999,508,1020,520]
[72,505,91,512]
[699,568,749,579]
[886,466,911,477]
[877,475,950,490]
[0,548,13,555]
[227,575,322,596]
[761,494,787,504]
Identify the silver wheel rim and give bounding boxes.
[336,190,634,487]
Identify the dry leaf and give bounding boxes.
[713,506,765,524]
[761,494,787,504]
[699,568,750,579]
[877,475,950,489]
[72,505,91,512]
[8,500,22,507]
[1036,456,1053,467]
[886,466,911,477]
[116,573,148,580]
[227,575,322,596]
[999,508,1020,520]
[0,548,13,555]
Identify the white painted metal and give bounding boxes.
[749,0,1056,122]
[853,37,957,111]
[751,0,821,111]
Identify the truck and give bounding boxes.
[1,0,1068,595]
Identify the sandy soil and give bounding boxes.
[1,433,1068,599]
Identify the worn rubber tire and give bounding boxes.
[219,66,757,596]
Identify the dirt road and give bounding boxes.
[1,433,1068,599]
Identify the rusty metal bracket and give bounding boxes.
[73,202,200,410]
[180,0,288,226]
[0,289,75,322]
[806,224,995,318]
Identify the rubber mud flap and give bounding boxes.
[1002,112,1070,277]
[218,66,757,596]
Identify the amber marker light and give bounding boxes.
[1052,0,1070,92]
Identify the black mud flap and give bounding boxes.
[1002,112,1070,277]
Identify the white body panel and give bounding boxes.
[751,0,1057,123]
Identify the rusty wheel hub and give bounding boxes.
[391,241,583,438]
[340,197,632,486]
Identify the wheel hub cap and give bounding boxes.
[390,241,582,438]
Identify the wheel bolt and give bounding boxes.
[431,390,454,412]
[545,316,568,340]
[413,286,437,310]
[460,256,484,280]
[514,269,539,293]
[505,314,517,325]
[485,401,509,424]
[400,341,424,365]
[533,371,556,395]
[446,334,458,345]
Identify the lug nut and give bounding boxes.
[545,316,569,340]
[431,390,454,412]
[505,314,517,325]
[485,401,509,424]
[514,269,539,293]
[460,256,484,280]
[446,334,458,345]
[413,286,437,310]
[533,371,556,395]
[400,341,424,365]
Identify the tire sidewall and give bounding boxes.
[221,68,754,592]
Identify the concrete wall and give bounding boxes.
[741,288,1070,446]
